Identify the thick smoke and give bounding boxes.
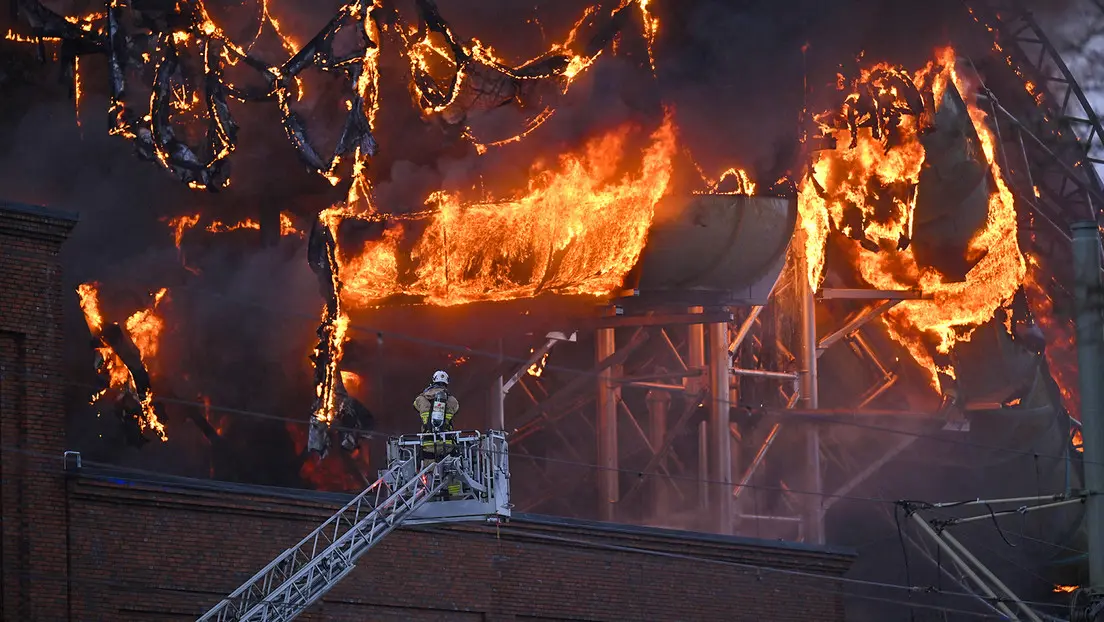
[0,0,1089,618]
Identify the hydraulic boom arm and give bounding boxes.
[198,455,454,622]
[197,430,510,622]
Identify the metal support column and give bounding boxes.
[709,321,733,534]
[799,259,826,544]
[597,327,619,523]
[688,306,705,388]
[1072,221,1104,590]
[698,420,709,510]
[689,306,707,516]
[646,389,671,520]
[490,376,505,431]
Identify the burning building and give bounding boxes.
[0,0,1101,619]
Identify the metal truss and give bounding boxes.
[969,0,1104,232]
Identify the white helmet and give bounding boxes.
[432,370,450,385]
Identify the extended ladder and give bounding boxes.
[197,430,510,622]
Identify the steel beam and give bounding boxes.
[647,389,671,519]
[621,390,706,505]
[582,311,734,329]
[908,512,1020,620]
[490,376,505,430]
[816,300,899,354]
[511,330,648,436]
[709,321,733,534]
[687,307,705,390]
[1072,221,1104,589]
[822,436,917,512]
[596,327,619,523]
[698,420,709,511]
[731,368,799,381]
[817,288,930,301]
[799,265,825,544]
[728,305,764,356]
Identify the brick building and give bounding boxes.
[0,200,855,621]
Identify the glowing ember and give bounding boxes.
[1054,585,1079,594]
[337,113,677,307]
[797,47,1026,391]
[77,283,169,441]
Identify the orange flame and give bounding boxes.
[527,351,550,377]
[77,283,169,440]
[797,47,1026,391]
[337,113,677,307]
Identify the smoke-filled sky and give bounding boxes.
[0,2,1096,617]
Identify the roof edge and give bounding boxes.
[71,467,856,566]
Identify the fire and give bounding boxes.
[1023,254,1082,452]
[696,166,756,196]
[76,283,169,441]
[1054,585,1079,594]
[167,212,302,244]
[337,113,677,307]
[797,48,1026,390]
[527,351,550,377]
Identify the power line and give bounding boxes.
[438,526,1068,618]
[60,373,1097,470]
[51,377,1097,516]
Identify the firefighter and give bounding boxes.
[414,370,462,499]
[414,370,460,433]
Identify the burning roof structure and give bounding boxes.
[5,0,1104,614]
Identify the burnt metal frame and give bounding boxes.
[971,0,1104,227]
[497,0,1104,548]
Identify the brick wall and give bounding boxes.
[0,199,856,621]
[66,474,854,621]
[0,201,77,622]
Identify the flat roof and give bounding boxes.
[75,463,855,559]
[0,199,79,223]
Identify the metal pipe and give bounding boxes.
[822,436,917,512]
[615,370,701,384]
[490,376,505,430]
[596,327,619,523]
[817,300,898,354]
[931,494,1083,508]
[818,288,930,300]
[623,381,686,392]
[940,530,1043,622]
[1072,220,1104,589]
[944,498,1086,526]
[503,338,557,393]
[908,513,1021,620]
[798,261,824,544]
[687,306,705,392]
[698,420,709,511]
[658,329,688,371]
[647,390,671,519]
[709,321,733,534]
[728,305,763,356]
[731,368,799,381]
[733,423,780,502]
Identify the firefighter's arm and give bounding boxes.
[447,396,459,414]
[414,395,430,412]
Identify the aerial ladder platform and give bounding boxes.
[196,430,511,622]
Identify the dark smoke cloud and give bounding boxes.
[0,1,1090,616]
